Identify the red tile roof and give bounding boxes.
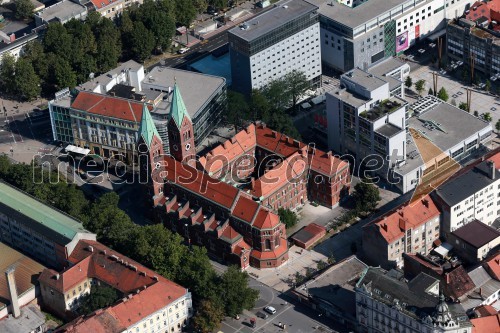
[163,156,240,209]
[251,238,288,260]
[232,196,259,223]
[252,208,280,230]
[220,224,241,243]
[72,91,145,123]
[309,150,349,176]
[233,239,251,256]
[90,0,115,9]
[475,305,498,317]
[56,310,124,333]
[251,152,307,198]
[41,240,188,332]
[371,196,440,243]
[485,252,500,281]
[471,314,500,333]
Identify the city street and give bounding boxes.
[218,278,341,333]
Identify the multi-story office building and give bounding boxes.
[433,152,500,237]
[0,181,96,269]
[447,1,500,80]
[50,61,226,156]
[327,69,492,193]
[327,68,408,178]
[68,91,146,162]
[356,267,473,333]
[308,0,473,72]
[362,195,440,269]
[39,240,192,332]
[228,0,322,95]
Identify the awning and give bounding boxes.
[301,102,312,109]
[65,145,90,156]
[433,242,453,258]
[426,29,446,41]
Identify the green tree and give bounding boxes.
[277,208,298,229]
[327,253,336,265]
[284,70,309,113]
[484,112,492,122]
[78,285,119,315]
[404,76,412,89]
[353,181,381,212]
[414,79,426,96]
[130,21,155,62]
[317,260,328,270]
[428,88,433,96]
[177,246,218,301]
[193,300,224,333]
[0,54,16,95]
[496,119,500,132]
[459,102,470,112]
[226,91,249,133]
[43,23,73,62]
[52,59,77,89]
[263,78,289,111]
[133,0,176,53]
[14,0,35,20]
[437,87,449,102]
[218,266,259,317]
[486,80,492,92]
[14,58,40,101]
[250,89,271,122]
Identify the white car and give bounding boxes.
[178,47,190,54]
[264,306,276,314]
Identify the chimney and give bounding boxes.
[87,245,94,252]
[327,151,332,158]
[399,218,406,231]
[488,160,496,179]
[422,198,429,208]
[5,266,21,318]
[445,272,450,284]
[272,131,277,138]
[251,177,255,189]
[9,33,15,43]
[55,273,60,280]
[380,223,388,232]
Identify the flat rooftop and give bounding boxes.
[368,57,408,77]
[342,68,388,91]
[36,0,86,22]
[0,243,46,312]
[142,67,225,118]
[77,60,143,92]
[375,123,404,138]
[452,220,500,248]
[359,98,404,121]
[0,304,46,333]
[308,0,412,29]
[408,101,491,152]
[0,181,92,244]
[328,87,368,107]
[229,0,318,41]
[295,256,367,319]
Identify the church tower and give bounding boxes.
[168,83,195,165]
[137,104,165,207]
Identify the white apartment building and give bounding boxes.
[356,267,473,333]
[327,71,492,193]
[229,0,322,95]
[434,154,500,237]
[308,0,474,72]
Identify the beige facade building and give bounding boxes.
[362,196,440,269]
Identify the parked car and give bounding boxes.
[257,312,269,319]
[177,47,190,54]
[264,306,276,315]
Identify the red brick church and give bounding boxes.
[138,84,349,269]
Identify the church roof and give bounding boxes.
[170,83,190,128]
[139,104,161,147]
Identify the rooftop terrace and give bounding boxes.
[359,98,404,121]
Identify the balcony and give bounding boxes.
[359,99,402,121]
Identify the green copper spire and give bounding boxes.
[140,104,161,147]
[170,83,190,128]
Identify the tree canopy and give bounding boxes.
[437,87,449,102]
[78,285,119,315]
[14,0,35,20]
[277,208,298,229]
[0,156,260,328]
[353,181,381,212]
